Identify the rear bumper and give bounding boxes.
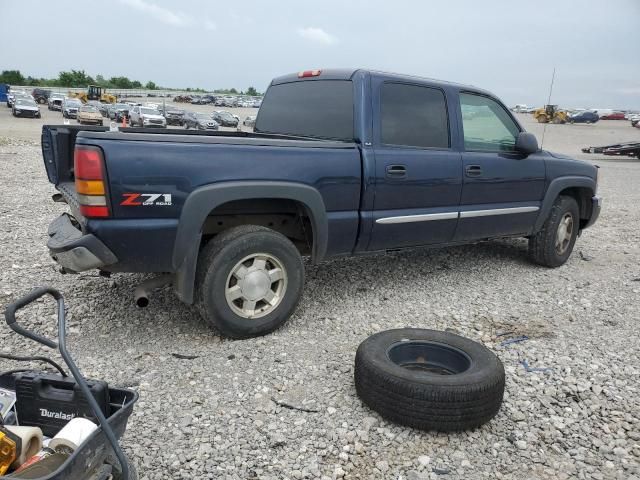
[583,195,602,229]
[47,214,117,272]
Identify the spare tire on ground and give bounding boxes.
[354,328,505,431]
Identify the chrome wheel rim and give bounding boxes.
[225,253,287,319]
[555,213,574,255]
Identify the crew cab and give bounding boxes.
[41,68,601,338]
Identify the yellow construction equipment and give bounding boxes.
[533,105,569,124]
[68,85,116,104]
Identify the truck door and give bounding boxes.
[368,78,462,251]
[454,92,546,242]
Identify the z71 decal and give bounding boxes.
[120,193,172,206]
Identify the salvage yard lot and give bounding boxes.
[1,105,639,479]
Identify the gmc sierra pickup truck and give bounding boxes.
[42,68,601,338]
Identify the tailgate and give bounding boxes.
[41,125,109,185]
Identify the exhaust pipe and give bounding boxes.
[134,274,173,308]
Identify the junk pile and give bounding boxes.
[1,287,138,480]
[0,372,105,476]
[582,141,640,159]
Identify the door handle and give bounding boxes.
[385,164,407,178]
[465,165,482,177]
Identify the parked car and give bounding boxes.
[599,111,626,120]
[48,93,66,111]
[252,98,262,108]
[41,68,601,339]
[77,105,104,125]
[99,103,111,117]
[629,114,640,127]
[569,111,599,124]
[12,97,40,118]
[183,111,219,130]
[6,89,29,108]
[32,88,52,104]
[62,98,83,118]
[129,106,166,128]
[243,115,256,127]
[164,108,185,126]
[108,103,130,122]
[212,110,239,127]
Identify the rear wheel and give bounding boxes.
[195,225,304,338]
[529,195,579,267]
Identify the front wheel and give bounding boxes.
[195,225,304,338]
[528,195,579,267]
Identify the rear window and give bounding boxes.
[255,80,354,141]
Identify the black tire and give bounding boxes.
[195,225,304,339]
[528,195,579,267]
[354,329,505,431]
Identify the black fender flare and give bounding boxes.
[533,176,596,232]
[172,181,328,303]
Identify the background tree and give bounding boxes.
[145,81,157,90]
[0,70,26,85]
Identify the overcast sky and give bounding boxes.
[2,0,639,108]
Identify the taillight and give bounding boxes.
[298,69,322,78]
[74,146,109,218]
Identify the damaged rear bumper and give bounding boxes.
[47,214,118,272]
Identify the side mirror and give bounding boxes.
[516,132,539,155]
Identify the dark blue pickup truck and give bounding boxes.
[42,68,601,338]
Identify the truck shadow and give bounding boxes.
[73,238,533,341]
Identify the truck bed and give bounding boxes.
[42,125,356,186]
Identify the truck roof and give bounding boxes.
[271,68,481,92]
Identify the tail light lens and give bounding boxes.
[74,146,109,218]
[298,69,322,78]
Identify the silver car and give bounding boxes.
[62,98,83,119]
[48,94,66,111]
[12,97,41,118]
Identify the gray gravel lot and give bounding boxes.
[0,104,639,479]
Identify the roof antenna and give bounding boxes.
[540,67,556,150]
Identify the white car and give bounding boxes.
[6,89,29,108]
[129,106,166,128]
[629,113,640,127]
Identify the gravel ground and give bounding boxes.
[0,107,639,479]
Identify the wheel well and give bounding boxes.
[201,198,313,255]
[559,187,593,229]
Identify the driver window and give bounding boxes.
[460,93,519,152]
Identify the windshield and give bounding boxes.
[196,114,211,120]
[16,98,36,106]
[115,104,128,109]
[219,112,233,120]
[80,106,99,113]
[140,108,159,115]
[66,100,81,106]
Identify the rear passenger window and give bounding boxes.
[380,83,449,149]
